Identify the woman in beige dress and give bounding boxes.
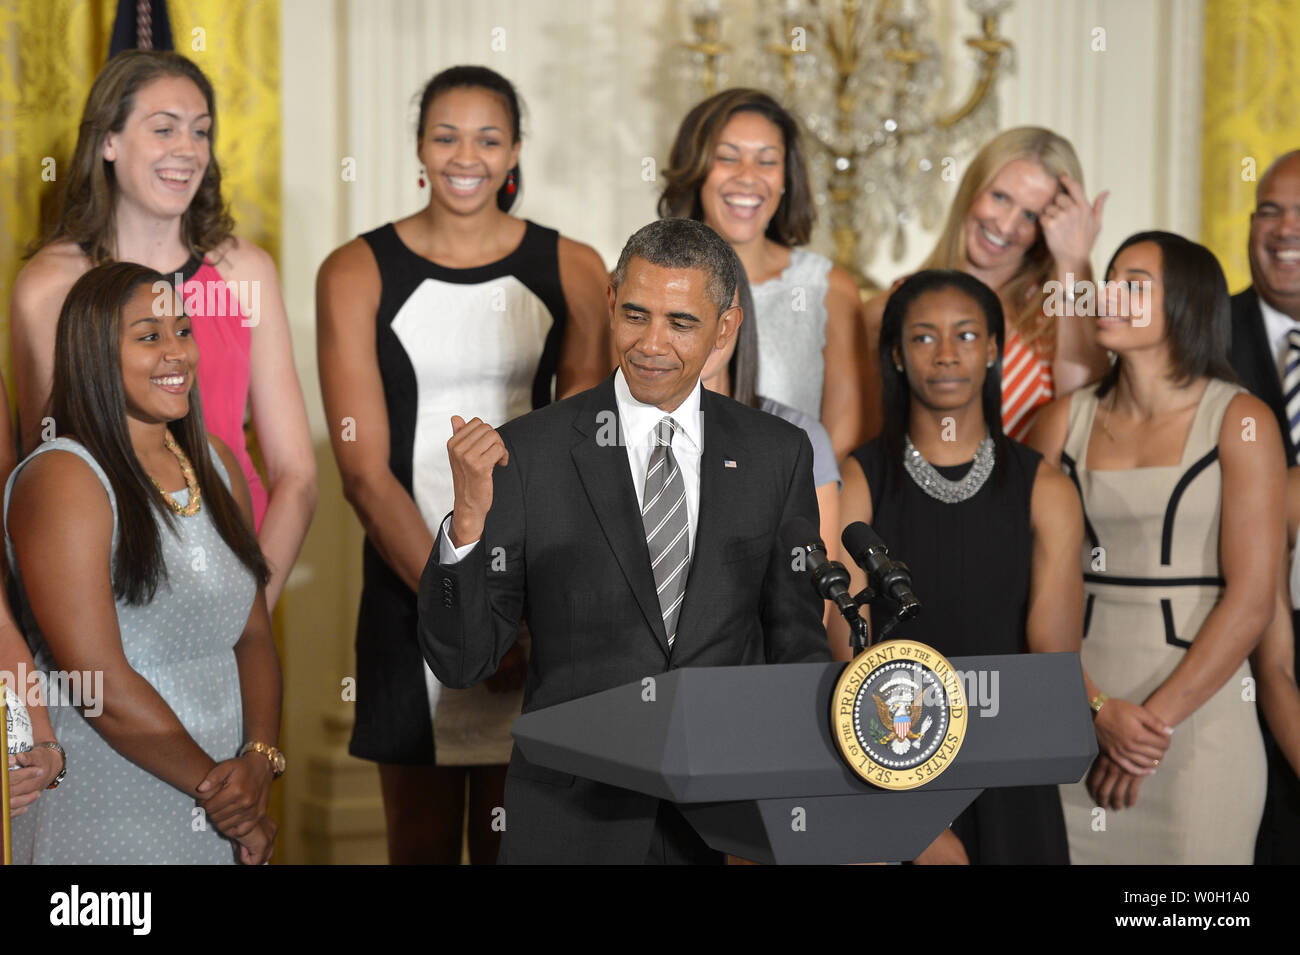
[1030,231,1284,863]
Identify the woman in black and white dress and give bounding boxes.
[317,66,609,864]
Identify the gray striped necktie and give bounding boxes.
[1286,329,1300,463]
[642,416,691,650]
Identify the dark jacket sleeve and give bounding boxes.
[417,432,526,689]
[760,430,832,663]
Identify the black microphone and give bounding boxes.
[841,522,921,620]
[780,517,859,621]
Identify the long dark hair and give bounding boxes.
[658,88,814,247]
[879,269,1010,487]
[730,263,761,409]
[50,262,269,604]
[416,65,524,213]
[38,50,233,263]
[1095,231,1238,399]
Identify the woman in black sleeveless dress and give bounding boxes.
[317,67,610,863]
[835,269,1085,864]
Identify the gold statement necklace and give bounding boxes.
[151,430,202,516]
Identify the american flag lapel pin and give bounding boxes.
[723,458,737,469]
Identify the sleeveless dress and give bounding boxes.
[1002,328,1054,443]
[178,254,268,529]
[348,220,567,766]
[4,437,257,864]
[751,247,833,421]
[1058,379,1266,863]
[852,436,1070,864]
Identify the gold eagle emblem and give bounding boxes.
[873,691,923,744]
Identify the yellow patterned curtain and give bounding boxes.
[167,0,280,261]
[1201,0,1300,293]
[0,0,280,398]
[0,0,116,398]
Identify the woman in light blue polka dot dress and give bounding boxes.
[5,262,283,864]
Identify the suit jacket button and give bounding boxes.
[443,597,452,607]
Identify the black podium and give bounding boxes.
[512,653,1097,864]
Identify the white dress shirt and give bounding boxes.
[1260,294,1300,382]
[439,369,705,562]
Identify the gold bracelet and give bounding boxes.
[1089,692,1109,715]
[238,740,286,778]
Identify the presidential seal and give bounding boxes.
[831,639,968,790]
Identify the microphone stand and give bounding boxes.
[839,580,914,655]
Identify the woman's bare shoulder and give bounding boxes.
[13,242,92,309]
[10,447,110,521]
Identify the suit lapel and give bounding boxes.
[1236,288,1295,461]
[570,378,671,657]
[675,390,741,655]
[1243,289,1286,408]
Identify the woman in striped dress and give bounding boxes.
[863,127,1112,442]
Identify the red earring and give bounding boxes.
[506,170,516,195]
[418,170,426,188]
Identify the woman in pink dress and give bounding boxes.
[10,50,314,610]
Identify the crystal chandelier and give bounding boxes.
[678,0,1015,289]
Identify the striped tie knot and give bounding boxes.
[1284,329,1300,464]
[654,416,679,448]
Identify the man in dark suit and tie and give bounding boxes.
[1227,149,1300,863]
[418,218,830,864]
[1230,150,1300,464]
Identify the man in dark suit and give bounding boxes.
[418,218,830,864]
[1227,149,1300,864]
[1230,151,1300,464]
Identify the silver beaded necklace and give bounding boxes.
[903,434,995,504]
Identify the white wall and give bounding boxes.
[998,0,1203,271]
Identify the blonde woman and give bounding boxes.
[863,127,1111,442]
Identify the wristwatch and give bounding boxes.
[238,741,286,778]
[36,740,66,789]
[1089,692,1110,716]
